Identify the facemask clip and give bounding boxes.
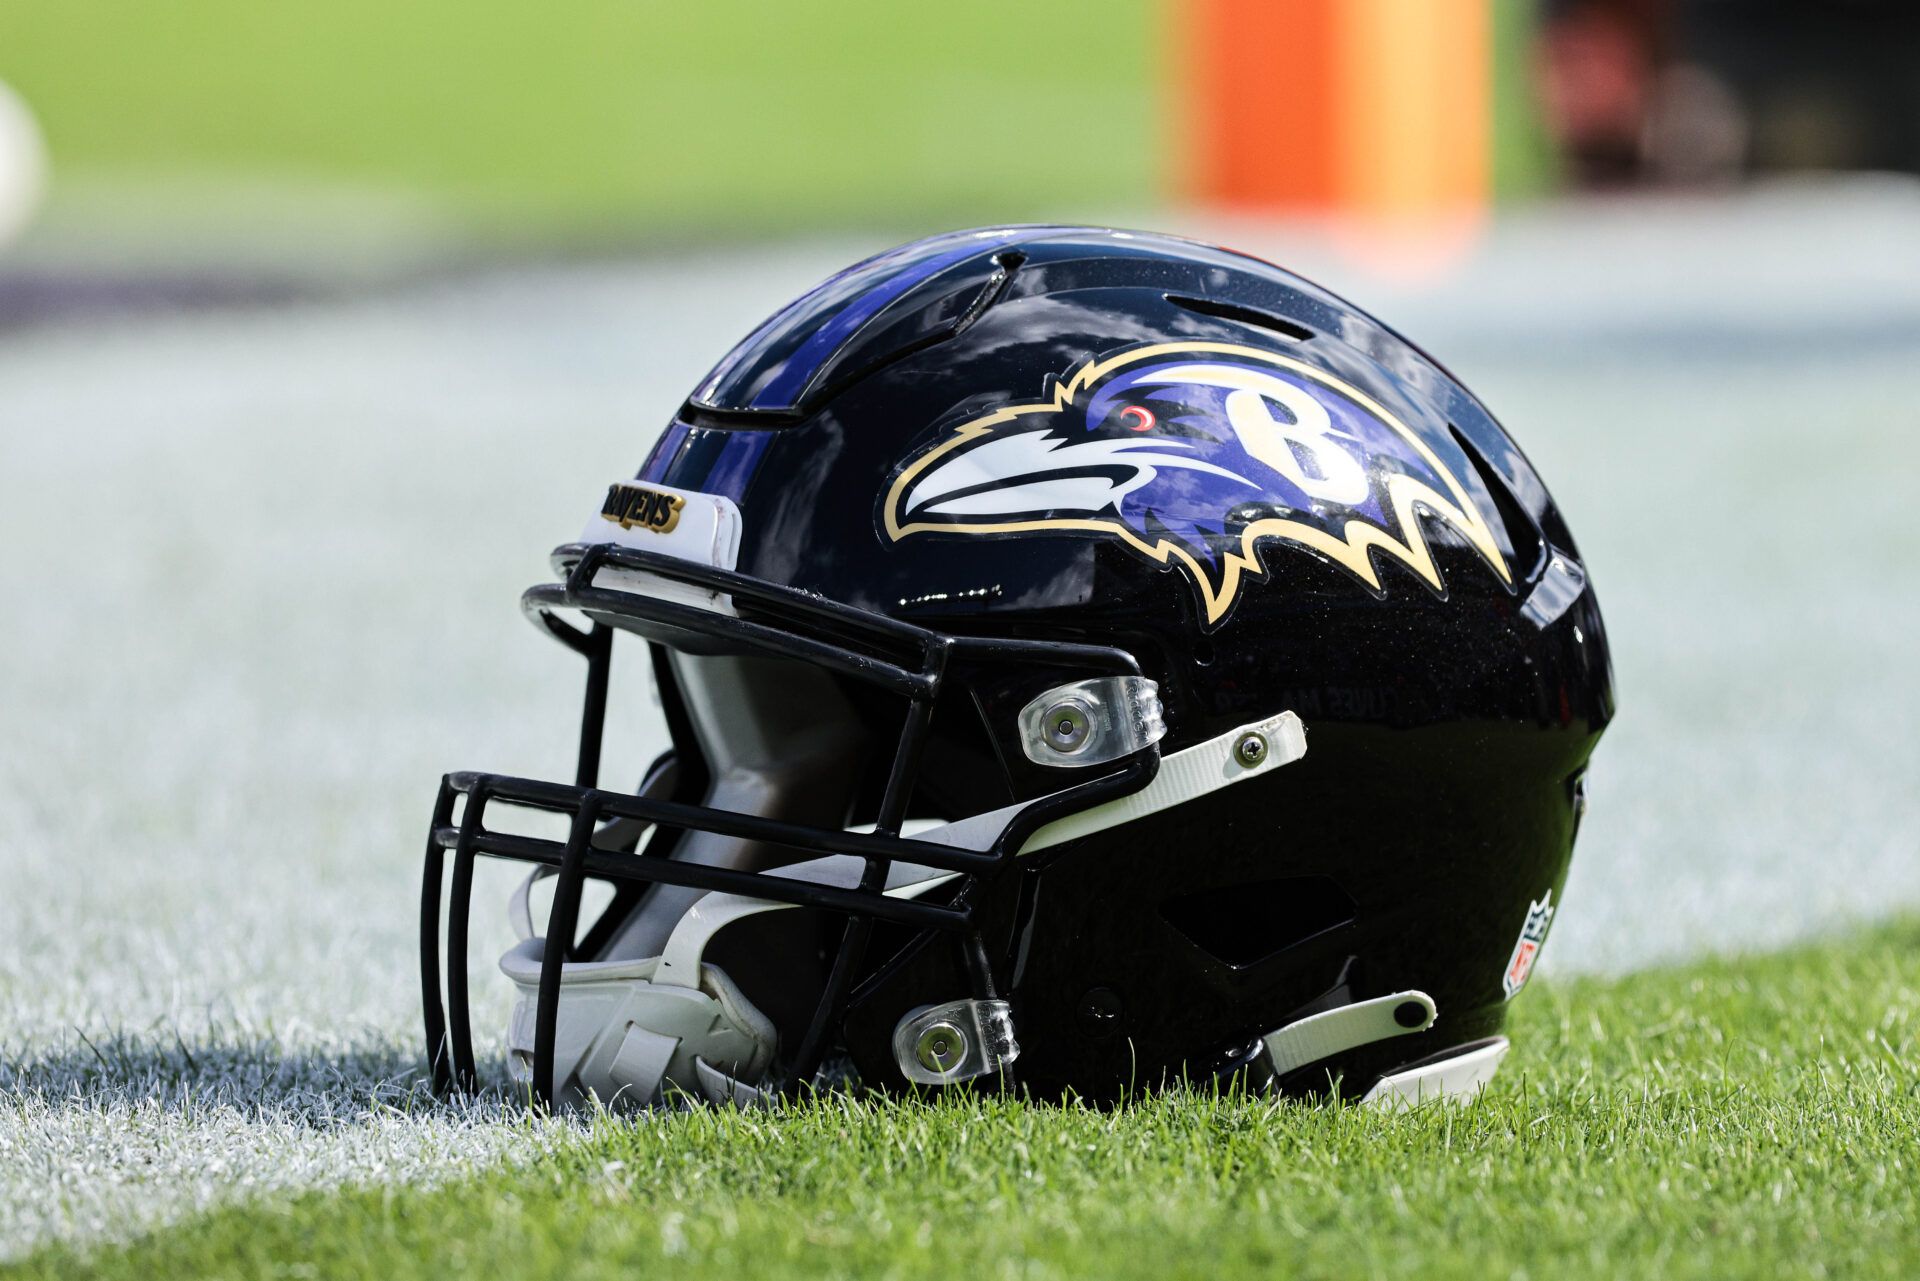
[1016,676,1166,768]
[892,998,1020,1086]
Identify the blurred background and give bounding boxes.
[3,0,1920,1250]
[4,0,1920,281]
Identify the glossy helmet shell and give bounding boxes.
[637,226,1613,1102]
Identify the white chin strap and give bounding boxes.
[503,711,1308,1108]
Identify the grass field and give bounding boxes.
[12,919,1919,1281]
[0,0,1153,240]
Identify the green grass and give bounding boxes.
[0,0,1154,239]
[14,921,1920,1280]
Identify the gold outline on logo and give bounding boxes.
[882,341,1511,625]
[600,481,686,534]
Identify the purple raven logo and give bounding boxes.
[882,342,1511,626]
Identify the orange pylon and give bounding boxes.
[1177,0,1492,220]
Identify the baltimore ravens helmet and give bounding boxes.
[418,226,1614,1109]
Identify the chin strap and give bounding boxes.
[1262,989,1436,1076]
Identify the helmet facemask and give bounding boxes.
[420,540,1167,1107]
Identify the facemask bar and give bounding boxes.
[421,542,1160,1107]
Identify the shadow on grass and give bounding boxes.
[0,1028,532,1125]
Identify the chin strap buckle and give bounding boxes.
[892,998,1020,1086]
[1262,989,1437,1077]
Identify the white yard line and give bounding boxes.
[0,1035,577,1253]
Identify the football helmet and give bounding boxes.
[418,226,1613,1109]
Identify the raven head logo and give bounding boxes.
[882,341,1511,626]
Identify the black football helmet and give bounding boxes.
[418,226,1613,1109]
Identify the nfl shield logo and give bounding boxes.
[1502,891,1556,999]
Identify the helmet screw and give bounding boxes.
[915,1021,967,1074]
[1076,986,1123,1037]
[1042,701,1093,754]
[1234,732,1268,767]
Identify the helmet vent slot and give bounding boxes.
[796,250,1028,411]
[1165,294,1313,342]
[1448,422,1547,582]
[1159,876,1356,969]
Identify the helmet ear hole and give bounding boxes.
[704,898,950,1069]
[1158,876,1357,970]
[701,908,839,1057]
